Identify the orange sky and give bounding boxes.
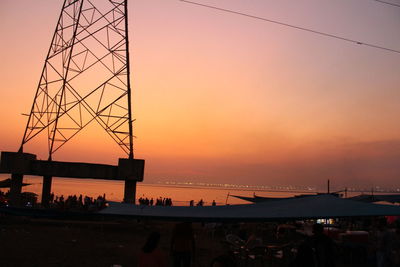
[1,0,400,189]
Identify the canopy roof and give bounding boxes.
[230,194,316,203]
[99,194,400,221]
[230,193,341,203]
[0,178,30,188]
[349,194,400,204]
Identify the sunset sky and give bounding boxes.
[1,0,400,189]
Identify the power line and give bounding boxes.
[180,0,400,55]
[373,0,400,8]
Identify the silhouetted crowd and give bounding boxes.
[189,199,216,206]
[50,193,107,211]
[138,197,173,206]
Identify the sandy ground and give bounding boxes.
[0,215,226,267]
[0,214,375,267]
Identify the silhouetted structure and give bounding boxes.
[0,0,144,206]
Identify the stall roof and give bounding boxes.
[349,194,400,204]
[230,194,316,203]
[99,194,400,221]
[0,178,30,188]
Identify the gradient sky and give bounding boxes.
[1,0,400,189]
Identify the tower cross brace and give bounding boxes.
[0,0,144,206]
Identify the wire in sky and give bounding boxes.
[180,0,400,55]
[373,0,400,8]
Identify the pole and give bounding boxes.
[225,192,230,205]
[123,0,136,204]
[125,0,134,160]
[327,179,330,194]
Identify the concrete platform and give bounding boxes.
[0,151,145,205]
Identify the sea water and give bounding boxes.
[0,175,302,206]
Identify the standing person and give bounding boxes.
[292,236,316,267]
[138,231,167,267]
[312,223,335,267]
[197,199,204,206]
[171,222,196,267]
[375,218,393,267]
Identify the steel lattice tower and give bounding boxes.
[21,0,135,159]
[0,0,144,206]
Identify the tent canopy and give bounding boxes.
[349,194,400,204]
[99,194,400,221]
[230,194,317,203]
[230,193,341,203]
[0,178,30,188]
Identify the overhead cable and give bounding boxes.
[373,0,400,8]
[180,0,400,55]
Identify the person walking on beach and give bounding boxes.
[171,222,196,267]
[196,199,204,206]
[138,231,167,267]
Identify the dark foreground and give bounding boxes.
[0,215,225,267]
[0,214,398,267]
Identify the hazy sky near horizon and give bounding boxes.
[1,0,400,189]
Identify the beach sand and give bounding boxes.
[0,215,225,267]
[0,214,374,267]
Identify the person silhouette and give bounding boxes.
[312,223,335,267]
[171,222,195,267]
[138,231,167,267]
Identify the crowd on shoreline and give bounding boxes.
[138,196,218,207]
[0,190,108,211]
[49,193,107,211]
[189,199,217,206]
[138,197,173,206]
[1,190,219,209]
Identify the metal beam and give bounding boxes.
[0,152,144,181]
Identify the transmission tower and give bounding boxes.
[0,0,144,206]
[21,0,135,159]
